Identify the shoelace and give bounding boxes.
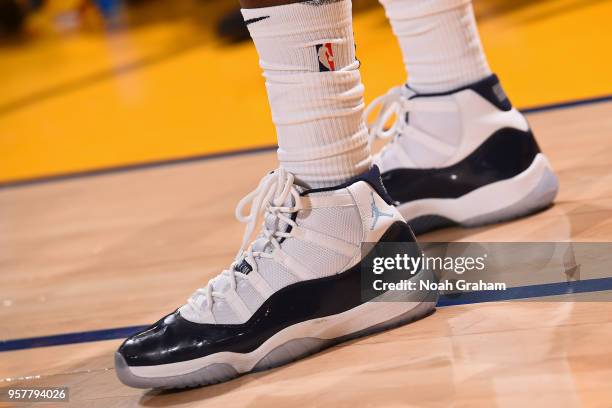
[364,85,412,148]
[187,168,303,315]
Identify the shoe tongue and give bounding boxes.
[211,273,231,292]
[184,171,304,318]
[396,86,417,127]
[253,188,298,253]
[232,183,302,274]
[185,269,232,314]
[234,258,253,274]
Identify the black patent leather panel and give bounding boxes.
[119,221,417,366]
[381,128,541,203]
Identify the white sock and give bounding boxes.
[242,0,371,188]
[380,0,492,93]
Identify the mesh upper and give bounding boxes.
[180,187,368,324]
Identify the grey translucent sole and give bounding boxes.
[409,215,456,236]
[115,299,437,390]
[408,164,559,235]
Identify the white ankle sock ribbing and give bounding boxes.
[242,0,371,188]
[379,0,491,93]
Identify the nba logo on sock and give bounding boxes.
[316,43,336,71]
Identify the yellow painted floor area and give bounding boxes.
[1,0,611,184]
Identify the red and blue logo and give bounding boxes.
[316,43,336,72]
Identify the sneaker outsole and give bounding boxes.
[115,299,437,390]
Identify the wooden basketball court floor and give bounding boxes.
[1,100,612,407]
[2,0,612,406]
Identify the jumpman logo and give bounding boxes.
[370,192,393,230]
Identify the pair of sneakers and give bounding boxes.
[115,74,558,389]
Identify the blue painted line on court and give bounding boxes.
[437,276,612,307]
[1,93,610,190]
[2,277,611,353]
[0,326,149,353]
[521,94,612,114]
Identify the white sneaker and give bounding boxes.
[366,74,559,234]
[115,166,437,389]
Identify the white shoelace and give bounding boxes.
[364,85,412,148]
[187,168,303,315]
